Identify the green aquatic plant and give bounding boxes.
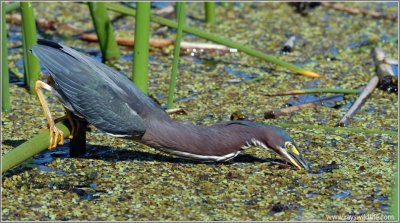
[20,2,40,93]
[2,2,10,112]
[2,121,71,173]
[105,3,321,78]
[133,2,151,94]
[88,2,120,61]
[4,2,20,13]
[267,88,361,96]
[204,2,215,24]
[167,2,186,109]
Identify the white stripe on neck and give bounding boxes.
[158,147,241,162]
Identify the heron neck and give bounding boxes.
[141,119,267,160]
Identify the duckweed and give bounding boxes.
[2,2,398,221]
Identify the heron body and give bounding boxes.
[31,39,308,170]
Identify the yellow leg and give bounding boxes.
[38,116,67,133]
[35,80,64,150]
[65,110,78,139]
[37,112,79,140]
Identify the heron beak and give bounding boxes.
[278,146,309,170]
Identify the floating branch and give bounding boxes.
[81,33,172,48]
[81,33,236,53]
[166,107,188,115]
[265,95,343,119]
[180,41,237,54]
[105,3,321,78]
[2,121,71,173]
[338,76,379,127]
[266,88,361,96]
[371,46,398,93]
[6,13,84,33]
[321,2,396,21]
[156,5,174,17]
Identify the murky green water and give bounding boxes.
[2,2,398,221]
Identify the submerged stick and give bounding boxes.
[265,95,342,119]
[2,121,71,173]
[321,2,396,21]
[69,113,88,157]
[338,76,379,127]
[266,88,361,96]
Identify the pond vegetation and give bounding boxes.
[1,2,398,221]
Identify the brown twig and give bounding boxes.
[81,33,237,53]
[372,47,397,79]
[155,5,174,17]
[337,76,379,127]
[321,2,396,21]
[80,33,173,48]
[6,13,84,33]
[166,107,189,115]
[7,12,237,53]
[265,95,343,119]
[371,47,398,93]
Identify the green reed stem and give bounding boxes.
[174,3,185,24]
[20,2,40,94]
[167,2,185,109]
[105,3,321,78]
[2,121,71,173]
[205,2,215,24]
[5,2,20,13]
[133,2,151,94]
[267,88,361,96]
[88,2,120,61]
[2,2,10,112]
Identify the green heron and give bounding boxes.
[30,39,309,170]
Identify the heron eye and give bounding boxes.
[285,142,300,155]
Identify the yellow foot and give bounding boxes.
[48,125,64,150]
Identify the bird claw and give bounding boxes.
[48,126,64,150]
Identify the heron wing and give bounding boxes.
[31,40,145,136]
[59,42,166,117]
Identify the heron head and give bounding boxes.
[232,121,309,170]
[260,125,309,170]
